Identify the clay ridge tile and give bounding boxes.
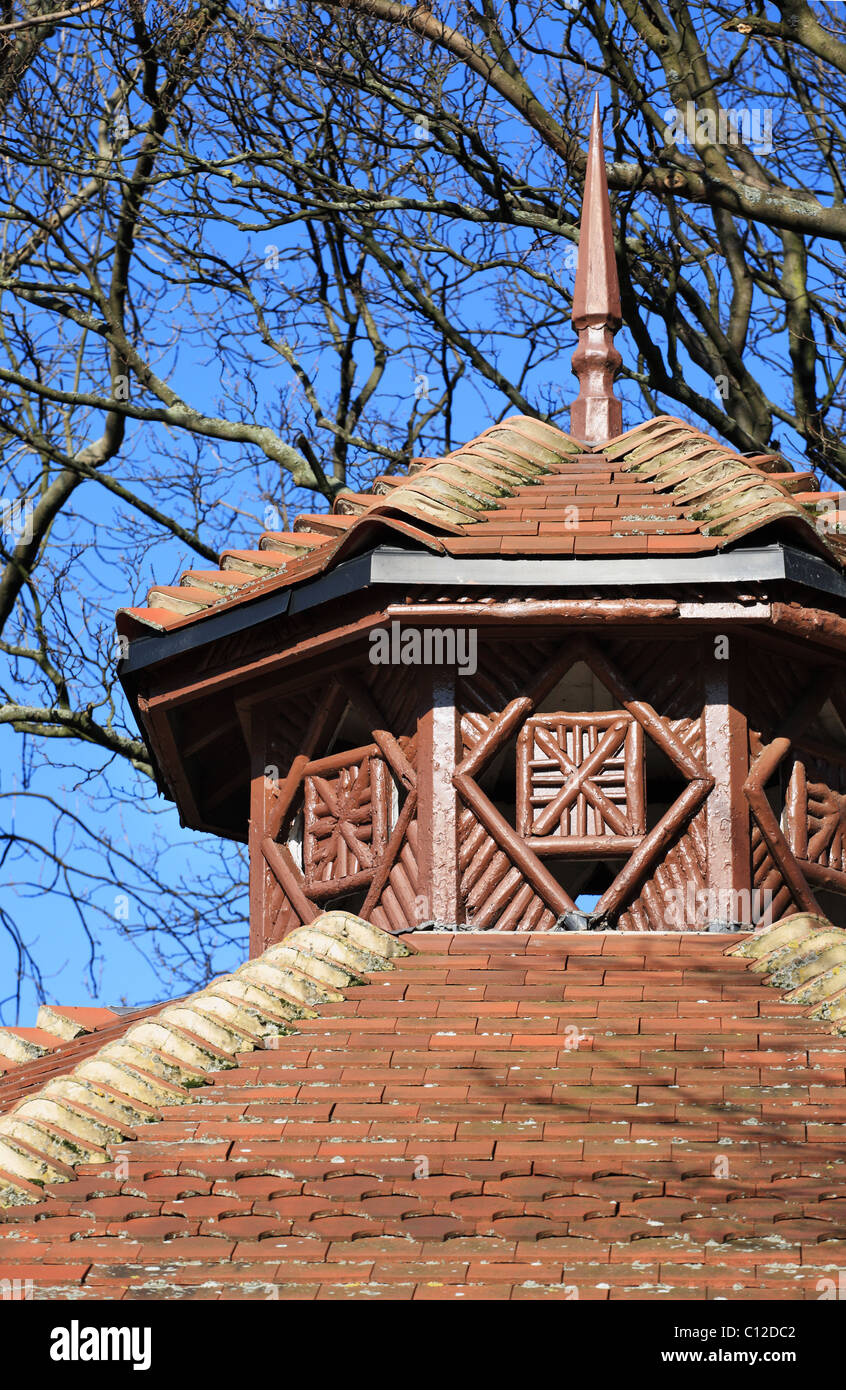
[0,913,411,1208]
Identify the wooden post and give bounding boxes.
[248,707,274,957]
[702,637,752,925]
[417,673,461,925]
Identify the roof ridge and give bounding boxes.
[727,912,846,1022]
[0,913,412,1208]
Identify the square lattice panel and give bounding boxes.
[516,711,646,854]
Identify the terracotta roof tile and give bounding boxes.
[3,913,846,1298]
[181,568,257,591]
[146,584,221,615]
[292,512,356,535]
[0,1002,176,1110]
[119,606,187,633]
[117,413,840,642]
[0,1007,126,1078]
[574,536,651,554]
[258,531,331,554]
[501,536,577,554]
[647,535,721,553]
[220,548,300,575]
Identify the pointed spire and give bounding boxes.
[569,95,623,446]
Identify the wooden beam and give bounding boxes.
[248,707,273,956]
[771,602,846,652]
[800,859,846,893]
[526,835,641,856]
[360,789,419,923]
[308,869,374,901]
[342,674,418,789]
[741,669,838,921]
[454,771,575,917]
[266,683,347,841]
[387,600,680,624]
[261,837,319,925]
[458,697,532,780]
[595,778,712,920]
[137,699,204,828]
[743,739,820,917]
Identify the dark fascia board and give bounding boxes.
[119,551,370,677]
[119,541,846,679]
[366,542,846,599]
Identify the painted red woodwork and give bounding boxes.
[516,711,645,845]
[785,745,846,888]
[302,747,390,888]
[238,624,846,943]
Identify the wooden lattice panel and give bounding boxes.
[752,822,798,926]
[617,807,708,932]
[516,712,645,852]
[744,666,845,928]
[452,636,712,929]
[266,878,301,939]
[608,637,705,762]
[302,746,390,889]
[365,732,421,935]
[458,807,557,931]
[784,747,846,886]
[368,815,421,935]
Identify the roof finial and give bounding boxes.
[569,94,623,447]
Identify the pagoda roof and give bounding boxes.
[2,912,846,1299]
[117,414,845,646]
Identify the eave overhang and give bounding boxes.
[119,540,846,682]
[118,539,846,842]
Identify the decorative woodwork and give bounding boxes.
[122,101,846,946]
[301,746,390,891]
[516,711,645,849]
[784,745,846,889]
[245,622,846,945]
[448,636,714,931]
